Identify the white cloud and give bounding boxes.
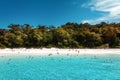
[82,20,92,23]
[82,0,120,23]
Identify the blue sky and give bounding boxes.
[0,0,120,28]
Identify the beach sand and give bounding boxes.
[0,48,120,56]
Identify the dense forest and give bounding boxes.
[0,22,120,48]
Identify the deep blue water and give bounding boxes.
[0,55,120,80]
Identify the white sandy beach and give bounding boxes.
[0,48,120,56]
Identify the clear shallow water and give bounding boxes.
[0,55,120,80]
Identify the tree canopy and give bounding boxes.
[0,22,120,48]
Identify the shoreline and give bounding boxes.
[0,48,120,56]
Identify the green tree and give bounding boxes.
[84,31,102,48]
[52,28,71,47]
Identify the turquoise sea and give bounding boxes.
[0,55,120,80]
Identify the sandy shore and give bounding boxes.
[0,48,120,56]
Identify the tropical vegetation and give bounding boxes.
[0,22,120,48]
